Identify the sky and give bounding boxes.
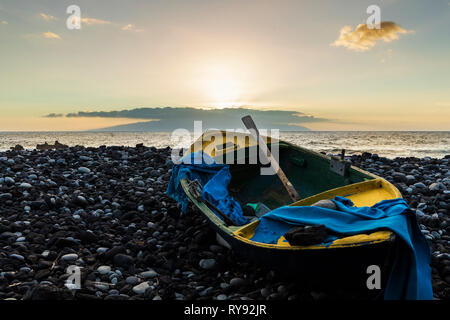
[0,0,449,131]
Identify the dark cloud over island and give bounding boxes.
[44,107,329,131]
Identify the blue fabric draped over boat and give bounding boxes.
[251,196,433,300]
[166,152,249,226]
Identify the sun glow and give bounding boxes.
[200,63,245,108]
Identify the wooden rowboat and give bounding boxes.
[180,130,402,290]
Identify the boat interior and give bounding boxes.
[227,143,372,209]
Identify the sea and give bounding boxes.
[0,131,449,159]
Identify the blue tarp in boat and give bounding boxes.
[166,152,249,226]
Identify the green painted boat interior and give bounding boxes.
[219,142,374,209]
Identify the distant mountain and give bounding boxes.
[50,107,328,132]
[91,119,312,132]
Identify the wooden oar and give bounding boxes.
[187,179,235,226]
[241,115,301,202]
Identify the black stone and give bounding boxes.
[113,253,134,268]
[284,225,332,246]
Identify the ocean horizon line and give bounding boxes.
[1,130,449,134]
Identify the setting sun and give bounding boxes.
[200,63,245,108]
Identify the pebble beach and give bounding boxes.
[0,145,448,300]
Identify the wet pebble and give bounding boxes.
[61,254,78,262]
[199,258,216,270]
[97,266,112,275]
[132,282,150,295]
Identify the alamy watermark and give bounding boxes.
[65,265,81,290]
[64,4,381,31]
[66,5,81,30]
[170,121,280,176]
[366,265,381,290]
[366,5,381,29]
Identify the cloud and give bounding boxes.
[122,24,144,32]
[44,113,64,118]
[331,21,413,52]
[40,13,57,21]
[1,21,7,25]
[81,17,112,26]
[24,32,61,40]
[60,15,137,32]
[53,107,329,131]
[42,31,61,39]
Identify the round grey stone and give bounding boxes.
[61,253,78,261]
[96,247,109,254]
[229,277,246,287]
[126,276,140,285]
[20,267,32,273]
[132,282,150,295]
[95,283,109,291]
[10,254,25,261]
[78,167,91,174]
[260,288,271,298]
[97,265,112,275]
[413,182,427,189]
[199,258,216,270]
[140,270,158,279]
[4,177,15,185]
